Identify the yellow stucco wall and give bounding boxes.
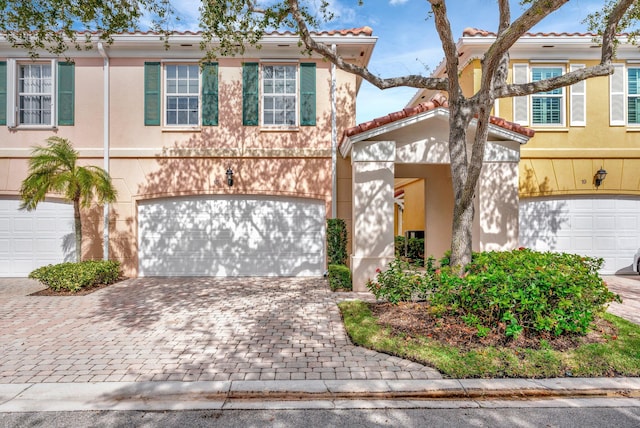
[459,59,640,198]
[396,179,425,235]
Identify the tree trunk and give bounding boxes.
[73,199,82,262]
[447,104,475,274]
[450,196,474,272]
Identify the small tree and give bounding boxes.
[20,137,117,262]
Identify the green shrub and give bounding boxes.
[327,219,348,266]
[431,248,621,338]
[394,236,405,257]
[394,236,425,266]
[328,264,352,291]
[29,260,121,292]
[367,258,437,303]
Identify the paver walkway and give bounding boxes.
[604,275,640,325]
[0,277,441,384]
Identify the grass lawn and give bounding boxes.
[339,300,640,378]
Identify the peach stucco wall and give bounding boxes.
[0,51,359,276]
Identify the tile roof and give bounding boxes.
[343,93,535,144]
[75,27,374,37]
[462,27,599,37]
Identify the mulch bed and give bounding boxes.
[370,301,618,352]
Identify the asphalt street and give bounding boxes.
[2,404,640,428]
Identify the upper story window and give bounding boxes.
[512,63,573,128]
[165,64,199,126]
[531,67,564,126]
[242,62,316,128]
[18,63,53,125]
[627,67,640,124]
[0,59,74,128]
[144,62,218,128]
[262,65,297,126]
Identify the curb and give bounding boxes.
[1,378,640,412]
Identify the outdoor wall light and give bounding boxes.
[594,167,607,188]
[226,167,234,187]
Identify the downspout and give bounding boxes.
[98,42,110,260]
[330,44,337,218]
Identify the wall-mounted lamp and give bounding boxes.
[226,167,234,187]
[594,167,607,188]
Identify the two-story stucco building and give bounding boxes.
[0,28,376,278]
[402,29,640,275]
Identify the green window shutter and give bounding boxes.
[242,62,259,126]
[201,62,218,126]
[0,62,6,126]
[300,63,316,126]
[144,62,161,126]
[57,62,75,126]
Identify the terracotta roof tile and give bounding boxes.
[342,94,534,146]
[462,27,600,38]
[76,27,374,37]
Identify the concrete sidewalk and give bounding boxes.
[2,378,640,412]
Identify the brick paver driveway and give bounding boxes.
[605,275,640,326]
[0,277,441,384]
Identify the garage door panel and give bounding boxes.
[520,196,640,274]
[0,199,74,277]
[138,196,326,277]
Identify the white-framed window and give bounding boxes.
[627,67,640,125]
[262,64,297,127]
[512,63,570,127]
[531,66,564,126]
[164,64,200,127]
[18,63,53,125]
[6,59,59,128]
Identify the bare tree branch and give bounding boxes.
[286,0,448,91]
[429,0,459,97]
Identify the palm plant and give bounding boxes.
[20,136,117,262]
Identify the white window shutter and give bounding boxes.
[610,63,625,126]
[570,64,586,126]
[512,63,529,125]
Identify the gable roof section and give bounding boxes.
[341,94,534,157]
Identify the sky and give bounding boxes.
[166,0,613,124]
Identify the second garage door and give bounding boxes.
[138,195,326,277]
[519,196,640,274]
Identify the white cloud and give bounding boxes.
[389,0,410,5]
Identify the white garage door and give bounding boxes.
[519,196,640,274]
[138,195,326,277]
[0,198,75,277]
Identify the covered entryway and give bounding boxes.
[520,196,640,274]
[339,99,534,291]
[137,195,326,277]
[0,198,74,277]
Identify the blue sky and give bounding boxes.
[167,0,609,123]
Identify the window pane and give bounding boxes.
[18,63,53,125]
[261,64,298,126]
[165,64,201,125]
[629,97,640,124]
